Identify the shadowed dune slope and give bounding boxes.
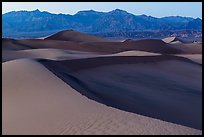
[45,30,110,43]
[2,49,100,63]
[2,39,85,51]
[2,38,32,50]
[3,38,183,54]
[5,37,202,55]
[175,54,202,64]
[3,59,201,135]
[39,55,202,130]
[170,43,202,54]
[81,39,183,54]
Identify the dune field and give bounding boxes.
[2,30,202,135]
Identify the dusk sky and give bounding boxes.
[2,2,202,18]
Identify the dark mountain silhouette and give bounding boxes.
[2,9,202,38]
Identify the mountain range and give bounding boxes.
[2,9,202,39]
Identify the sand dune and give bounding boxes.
[3,37,195,55]
[2,39,85,51]
[2,38,31,50]
[81,39,183,54]
[2,59,201,135]
[2,38,201,65]
[2,29,202,135]
[169,43,202,54]
[39,55,202,130]
[106,51,161,56]
[162,37,187,44]
[162,37,202,54]
[2,49,101,62]
[175,54,202,64]
[162,37,180,43]
[45,30,110,43]
[162,37,177,43]
[2,48,163,63]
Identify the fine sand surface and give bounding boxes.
[175,54,202,64]
[2,59,202,135]
[162,37,177,43]
[162,37,183,44]
[2,49,100,62]
[162,37,189,44]
[2,49,161,63]
[169,43,202,54]
[3,36,202,55]
[104,50,161,57]
[2,39,84,51]
[45,30,110,43]
[39,55,202,130]
[2,38,185,54]
[2,31,202,135]
[80,39,183,54]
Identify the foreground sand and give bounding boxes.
[2,59,202,135]
[2,31,202,135]
[39,55,202,130]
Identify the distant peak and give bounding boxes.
[195,18,202,21]
[109,9,128,14]
[76,9,98,15]
[114,9,126,12]
[141,14,147,17]
[33,9,40,12]
[88,10,95,12]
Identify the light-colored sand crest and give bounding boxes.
[2,49,100,62]
[3,49,161,63]
[2,59,201,135]
[175,54,202,64]
[162,37,185,44]
[162,37,177,43]
[170,41,183,44]
[107,50,161,56]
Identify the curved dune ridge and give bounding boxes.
[39,55,202,130]
[2,59,202,135]
[2,30,202,135]
[45,30,110,43]
[106,50,161,57]
[162,36,187,44]
[175,54,202,64]
[3,48,201,65]
[2,39,83,51]
[2,38,31,50]
[169,43,202,54]
[162,37,180,43]
[80,40,183,54]
[2,49,161,63]
[2,37,202,55]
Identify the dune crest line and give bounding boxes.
[38,55,202,130]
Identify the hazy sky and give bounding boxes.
[2,2,202,18]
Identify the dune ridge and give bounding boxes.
[2,59,202,135]
[45,30,110,43]
[2,30,202,135]
[38,55,202,130]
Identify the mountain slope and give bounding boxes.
[2,9,202,38]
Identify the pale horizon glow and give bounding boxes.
[2,2,202,19]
